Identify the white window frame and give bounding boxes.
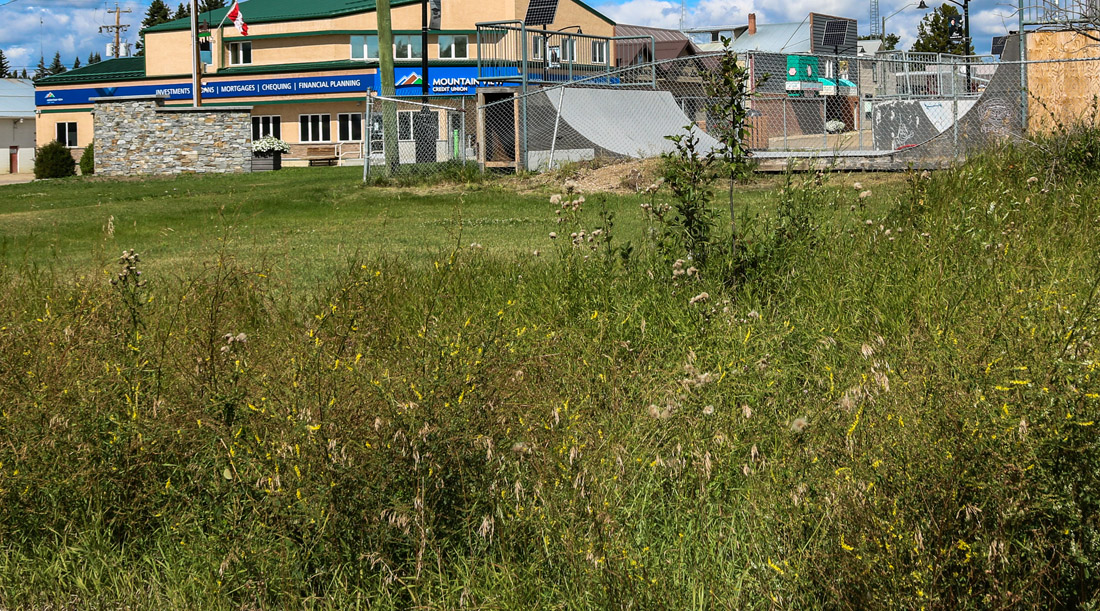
[591,40,607,64]
[532,36,545,59]
[228,41,252,65]
[438,34,468,59]
[252,115,281,140]
[394,35,422,60]
[56,122,77,147]
[351,35,379,60]
[299,114,331,143]
[397,110,439,142]
[337,113,363,142]
[559,37,576,62]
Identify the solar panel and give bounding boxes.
[991,35,1007,56]
[821,20,847,48]
[525,0,559,26]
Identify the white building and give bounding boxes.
[0,79,35,175]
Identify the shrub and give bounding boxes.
[78,141,94,176]
[34,140,76,179]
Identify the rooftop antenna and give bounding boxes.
[679,0,685,30]
[869,0,881,38]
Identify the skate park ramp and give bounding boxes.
[526,87,721,169]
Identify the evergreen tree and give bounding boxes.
[87,51,96,65]
[35,55,47,80]
[911,4,974,55]
[174,3,190,19]
[48,52,67,75]
[199,0,226,14]
[138,0,173,55]
[93,52,102,64]
[20,68,28,79]
[859,33,900,52]
[73,56,81,70]
[0,49,10,77]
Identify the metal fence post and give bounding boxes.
[1018,0,1028,132]
[548,84,566,170]
[952,60,959,159]
[783,96,788,150]
[520,25,529,172]
[363,91,372,181]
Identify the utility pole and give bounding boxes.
[421,0,429,102]
[99,2,132,58]
[377,0,399,174]
[190,0,201,106]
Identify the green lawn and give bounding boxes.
[0,166,901,283]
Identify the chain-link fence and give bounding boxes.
[362,95,475,180]
[472,49,1076,172]
[357,50,1098,177]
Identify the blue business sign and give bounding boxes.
[37,67,521,106]
[387,66,519,96]
[36,73,373,106]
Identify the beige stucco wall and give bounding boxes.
[37,111,95,149]
[142,0,612,77]
[145,30,197,77]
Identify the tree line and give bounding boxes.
[0,0,230,80]
[0,48,92,80]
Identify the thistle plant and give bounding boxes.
[110,249,147,341]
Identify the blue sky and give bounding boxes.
[0,0,1016,73]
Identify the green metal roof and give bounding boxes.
[143,0,423,34]
[36,57,147,85]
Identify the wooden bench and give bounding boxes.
[304,147,339,167]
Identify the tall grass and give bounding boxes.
[1,132,1099,608]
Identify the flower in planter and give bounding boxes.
[252,136,291,155]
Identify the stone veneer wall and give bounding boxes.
[93,95,252,176]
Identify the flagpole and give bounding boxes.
[190,0,201,107]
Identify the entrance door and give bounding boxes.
[8,147,15,174]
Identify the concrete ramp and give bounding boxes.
[544,88,721,158]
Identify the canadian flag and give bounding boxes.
[226,2,248,36]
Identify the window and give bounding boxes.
[532,36,544,59]
[299,114,331,142]
[591,40,607,64]
[397,110,438,142]
[229,41,252,65]
[559,38,576,62]
[394,35,422,60]
[438,35,468,59]
[252,115,281,140]
[55,122,77,147]
[398,111,413,141]
[351,35,379,60]
[338,113,362,142]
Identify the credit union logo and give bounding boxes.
[396,73,423,87]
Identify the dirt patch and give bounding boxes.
[504,157,664,195]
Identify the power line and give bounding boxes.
[99,1,131,57]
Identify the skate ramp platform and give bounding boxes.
[526,87,721,169]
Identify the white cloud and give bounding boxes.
[1,1,144,68]
[596,0,683,29]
